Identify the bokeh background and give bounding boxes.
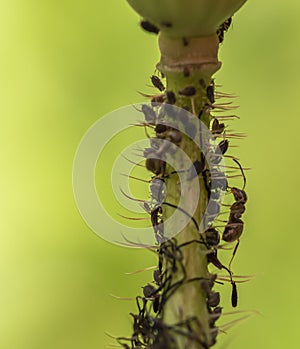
[1,1,300,348]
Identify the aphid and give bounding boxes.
[143,284,157,298]
[183,67,190,77]
[179,86,196,96]
[207,291,220,307]
[140,20,160,34]
[161,21,172,28]
[153,269,162,286]
[167,129,182,144]
[211,118,225,135]
[209,306,222,326]
[182,37,189,46]
[219,139,229,155]
[151,75,165,92]
[155,123,168,134]
[204,227,220,247]
[166,90,176,104]
[145,156,166,175]
[199,78,206,89]
[206,84,215,104]
[216,17,232,43]
[153,296,160,313]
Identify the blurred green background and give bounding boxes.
[1,1,300,348]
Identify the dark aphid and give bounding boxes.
[216,17,232,43]
[151,75,165,92]
[140,20,160,34]
[210,327,219,347]
[212,118,225,134]
[204,228,220,247]
[200,280,212,297]
[155,123,168,134]
[153,269,162,286]
[161,21,172,28]
[209,306,222,325]
[207,291,220,307]
[206,84,215,104]
[187,159,204,180]
[179,86,196,96]
[198,109,204,119]
[141,104,156,124]
[153,296,160,313]
[183,66,190,77]
[219,139,229,155]
[199,78,206,89]
[231,281,238,307]
[145,156,166,175]
[166,90,176,104]
[143,284,157,298]
[231,187,248,203]
[222,218,244,243]
[167,129,182,144]
[182,37,189,46]
[193,159,205,175]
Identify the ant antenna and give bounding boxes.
[232,158,246,190]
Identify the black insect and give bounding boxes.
[179,86,196,96]
[151,75,165,92]
[166,90,176,104]
[207,291,220,308]
[140,20,160,34]
[209,306,222,326]
[199,78,206,89]
[204,227,220,247]
[211,118,225,135]
[216,17,232,43]
[182,37,189,46]
[219,139,229,155]
[143,284,157,298]
[161,21,172,28]
[206,83,215,104]
[155,123,168,134]
[183,67,190,77]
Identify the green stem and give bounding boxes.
[157,34,222,348]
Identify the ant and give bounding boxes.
[222,158,248,283]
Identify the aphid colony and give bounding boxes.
[116,70,248,349]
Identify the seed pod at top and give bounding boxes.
[127,0,247,38]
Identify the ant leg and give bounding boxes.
[228,239,240,271]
